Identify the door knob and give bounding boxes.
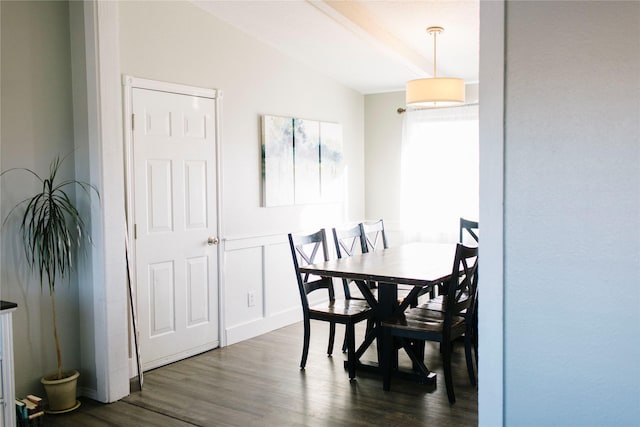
[207,237,219,246]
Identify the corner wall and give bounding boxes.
[503,2,640,424]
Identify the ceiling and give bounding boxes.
[192,0,479,95]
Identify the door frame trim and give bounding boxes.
[121,75,226,376]
[123,76,218,99]
[77,0,129,403]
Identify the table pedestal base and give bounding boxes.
[345,360,437,385]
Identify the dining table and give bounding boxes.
[298,241,458,383]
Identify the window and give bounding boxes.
[400,104,479,243]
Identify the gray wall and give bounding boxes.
[503,1,640,424]
[0,0,81,397]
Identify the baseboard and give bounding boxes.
[225,308,301,345]
[78,386,98,401]
[141,341,219,372]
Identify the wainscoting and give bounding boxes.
[222,233,302,345]
[221,222,409,346]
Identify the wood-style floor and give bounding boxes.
[45,321,477,426]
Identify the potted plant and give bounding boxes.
[2,155,98,413]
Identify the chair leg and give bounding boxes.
[473,332,479,366]
[473,306,479,365]
[382,328,393,391]
[346,323,357,380]
[341,332,348,353]
[473,322,479,366]
[328,322,336,355]
[301,318,311,369]
[464,333,477,386]
[442,340,456,404]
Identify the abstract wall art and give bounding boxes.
[261,115,343,207]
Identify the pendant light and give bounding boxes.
[406,26,465,108]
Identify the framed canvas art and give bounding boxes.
[262,115,294,207]
[320,121,344,202]
[293,118,321,204]
[261,115,343,207]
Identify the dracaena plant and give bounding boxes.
[2,155,98,380]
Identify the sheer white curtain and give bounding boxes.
[400,104,479,243]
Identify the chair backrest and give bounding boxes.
[333,224,367,258]
[332,224,368,299]
[361,219,388,252]
[288,229,334,311]
[443,244,479,332]
[459,217,479,245]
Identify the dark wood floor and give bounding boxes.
[45,321,477,426]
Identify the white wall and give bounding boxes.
[118,1,365,344]
[503,1,640,424]
[0,0,81,397]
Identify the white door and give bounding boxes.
[132,87,219,371]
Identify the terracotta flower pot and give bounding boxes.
[41,370,81,413]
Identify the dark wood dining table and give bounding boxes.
[299,242,458,382]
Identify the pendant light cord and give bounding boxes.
[427,26,444,78]
[433,30,437,78]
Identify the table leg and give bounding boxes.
[377,283,399,371]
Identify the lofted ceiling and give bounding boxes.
[192,0,479,95]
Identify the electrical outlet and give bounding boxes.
[247,291,255,307]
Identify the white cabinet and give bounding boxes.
[0,301,17,427]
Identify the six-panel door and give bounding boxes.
[132,87,219,371]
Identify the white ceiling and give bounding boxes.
[192,0,479,95]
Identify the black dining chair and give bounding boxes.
[424,217,480,362]
[459,217,479,361]
[459,217,479,245]
[360,219,388,252]
[332,224,378,352]
[360,220,419,300]
[381,243,478,403]
[332,224,369,301]
[288,229,373,380]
